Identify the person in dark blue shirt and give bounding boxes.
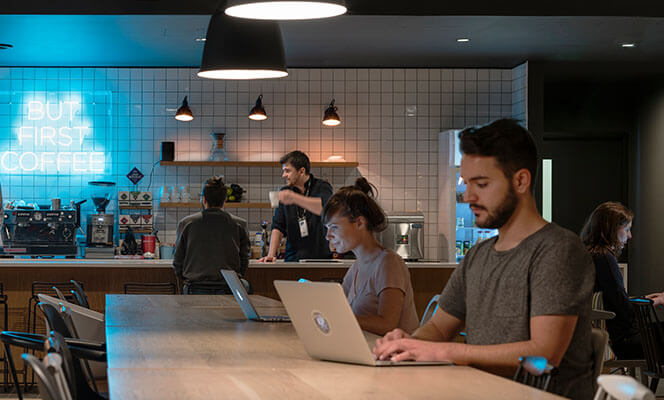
[581,201,639,359]
[259,151,333,262]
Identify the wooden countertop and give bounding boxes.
[0,259,457,269]
[105,294,564,400]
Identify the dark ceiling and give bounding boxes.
[4,0,664,16]
[1,2,664,68]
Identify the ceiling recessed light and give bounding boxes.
[456,38,470,43]
[0,43,13,50]
[195,38,206,42]
[621,43,636,48]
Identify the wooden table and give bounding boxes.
[105,294,565,400]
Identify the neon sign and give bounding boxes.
[0,93,110,174]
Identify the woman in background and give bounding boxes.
[323,178,419,335]
[580,201,640,359]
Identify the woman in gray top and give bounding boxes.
[323,178,419,335]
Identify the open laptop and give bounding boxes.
[220,269,290,322]
[274,280,452,367]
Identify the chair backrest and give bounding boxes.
[22,352,74,400]
[124,282,177,295]
[45,331,77,399]
[593,375,655,400]
[32,281,82,303]
[593,291,618,361]
[592,328,609,385]
[629,298,664,377]
[52,286,67,302]
[513,355,555,391]
[69,280,89,309]
[38,303,74,338]
[420,294,440,327]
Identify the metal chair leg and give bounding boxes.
[3,344,23,400]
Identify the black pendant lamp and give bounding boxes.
[322,99,341,126]
[249,94,268,120]
[225,0,347,20]
[198,12,288,80]
[175,96,194,121]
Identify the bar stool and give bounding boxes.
[0,282,8,391]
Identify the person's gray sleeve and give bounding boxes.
[172,220,186,279]
[529,234,595,317]
[237,219,250,276]
[437,256,467,321]
[342,263,356,297]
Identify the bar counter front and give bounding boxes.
[0,258,456,332]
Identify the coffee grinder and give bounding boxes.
[86,181,116,247]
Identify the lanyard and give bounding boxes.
[296,178,312,219]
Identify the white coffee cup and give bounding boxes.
[268,191,280,208]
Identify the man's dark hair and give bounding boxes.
[279,150,310,174]
[459,119,538,188]
[203,176,226,207]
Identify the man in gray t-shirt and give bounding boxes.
[373,119,595,400]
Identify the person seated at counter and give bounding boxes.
[259,150,333,262]
[581,202,642,358]
[173,176,250,294]
[372,119,594,400]
[323,177,418,335]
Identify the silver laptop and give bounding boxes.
[274,280,452,367]
[221,269,290,322]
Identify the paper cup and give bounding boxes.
[268,191,279,208]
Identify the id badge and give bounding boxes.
[298,217,309,238]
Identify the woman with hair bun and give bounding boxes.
[323,177,419,335]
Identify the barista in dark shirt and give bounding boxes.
[173,176,250,294]
[258,151,333,262]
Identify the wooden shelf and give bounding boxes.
[119,205,152,210]
[160,202,272,209]
[159,161,359,168]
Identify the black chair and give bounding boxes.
[123,282,177,295]
[0,282,9,391]
[629,297,664,393]
[1,330,105,400]
[513,355,555,391]
[28,282,83,335]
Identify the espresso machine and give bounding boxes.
[86,181,115,248]
[1,207,80,256]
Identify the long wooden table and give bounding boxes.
[105,294,565,399]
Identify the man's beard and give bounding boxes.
[472,186,518,229]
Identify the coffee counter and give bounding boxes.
[0,258,456,333]
[0,259,456,269]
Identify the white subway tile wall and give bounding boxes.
[0,66,524,260]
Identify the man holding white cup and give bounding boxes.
[259,151,333,262]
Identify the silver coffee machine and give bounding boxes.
[86,181,115,247]
[379,212,424,261]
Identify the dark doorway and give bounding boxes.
[541,133,628,237]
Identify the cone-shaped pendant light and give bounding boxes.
[198,12,288,80]
[249,94,268,120]
[322,99,341,126]
[225,0,347,20]
[175,96,194,121]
